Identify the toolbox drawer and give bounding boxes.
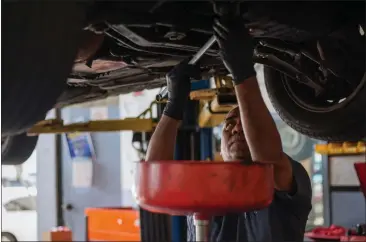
[85,207,140,241]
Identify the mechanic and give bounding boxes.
[146,16,312,242]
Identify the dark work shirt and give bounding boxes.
[187,158,312,242]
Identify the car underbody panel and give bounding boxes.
[58,1,364,107]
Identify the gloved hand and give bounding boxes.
[163,59,201,120]
[213,16,256,85]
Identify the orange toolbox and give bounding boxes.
[85,207,140,241]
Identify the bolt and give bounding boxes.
[359,25,364,36]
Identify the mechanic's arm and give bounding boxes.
[213,17,292,191]
[235,77,293,191]
[146,60,200,161]
[146,116,180,161]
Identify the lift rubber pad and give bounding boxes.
[134,161,274,216]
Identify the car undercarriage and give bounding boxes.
[2,1,365,165]
[60,2,365,106]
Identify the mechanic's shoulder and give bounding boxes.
[285,154,309,175]
[290,158,311,179]
[284,154,312,191]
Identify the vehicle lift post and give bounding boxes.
[171,79,213,242]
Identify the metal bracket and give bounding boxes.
[207,101,228,115]
[188,75,236,128]
[190,75,235,101]
[198,98,236,128]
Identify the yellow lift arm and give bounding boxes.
[28,76,236,135]
[191,76,236,128]
[28,118,155,135]
[28,101,159,135]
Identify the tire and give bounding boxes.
[1,133,39,166]
[2,2,87,136]
[264,67,366,141]
[1,232,17,242]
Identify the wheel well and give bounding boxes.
[1,232,18,242]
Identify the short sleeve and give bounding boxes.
[274,157,312,218]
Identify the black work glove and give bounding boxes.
[213,17,256,85]
[163,59,201,120]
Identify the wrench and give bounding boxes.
[155,35,217,101]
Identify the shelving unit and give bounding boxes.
[314,142,366,228]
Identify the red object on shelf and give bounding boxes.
[134,161,274,216]
[354,162,366,198]
[305,225,347,241]
[305,232,341,241]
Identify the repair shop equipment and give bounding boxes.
[85,207,140,241]
[156,35,217,101]
[28,101,160,135]
[315,141,366,155]
[190,75,237,127]
[134,161,274,241]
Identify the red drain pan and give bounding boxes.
[133,161,274,216]
[354,162,366,198]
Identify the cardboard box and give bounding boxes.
[42,227,72,241]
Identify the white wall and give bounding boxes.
[118,89,161,206]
